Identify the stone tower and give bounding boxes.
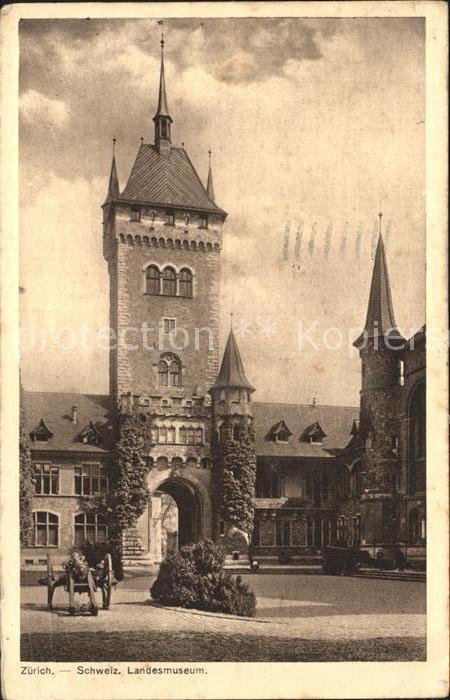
[102,37,227,406]
[353,220,405,548]
[102,38,227,564]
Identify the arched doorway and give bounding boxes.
[136,476,205,563]
[155,478,203,548]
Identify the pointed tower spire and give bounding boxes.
[354,215,404,348]
[105,137,120,202]
[153,31,173,156]
[206,150,215,202]
[210,328,255,392]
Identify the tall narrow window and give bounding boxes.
[167,427,176,444]
[169,360,181,387]
[194,428,203,445]
[158,360,169,386]
[146,265,160,295]
[199,215,208,229]
[162,267,177,296]
[179,426,187,444]
[179,268,193,297]
[186,427,195,445]
[165,210,175,226]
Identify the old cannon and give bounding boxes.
[42,548,114,615]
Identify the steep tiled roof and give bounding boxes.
[252,402,358,458]
[104,154,120,204]
[23,392,113,454]
[210,329,255,392]
[119,144,226,216]
[354,234,405,348]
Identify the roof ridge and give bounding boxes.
[253,400,358,410]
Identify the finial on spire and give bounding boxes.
[140,136,144,146]
[230,312,234,330]
[112,136,116,155]
[206,149,215,202]
[378,211,383,235]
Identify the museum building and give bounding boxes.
[21,40,426,573]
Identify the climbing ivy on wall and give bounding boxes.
[20,382,34,547]
[19,431,34,546]
[212,418,257,537]
[82,410,154,576]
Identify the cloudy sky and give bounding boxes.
[19,17,425,406]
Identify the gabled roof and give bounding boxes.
[30,419,53,442]
[23,392,113,453]
[266,420,292,441]
[253,402,358,459]
[118,144,226,216]
[300,421,327,442]
[210,329,255,392]
[354,234,405,348]
[77,421,102,445]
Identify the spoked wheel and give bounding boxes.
[102,554,113,610]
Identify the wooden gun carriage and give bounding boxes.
[42,550,114,615]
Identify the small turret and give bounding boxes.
[210,325,254,427]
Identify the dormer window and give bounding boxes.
[77,422,101,446]
[301,422,327,445]
[276,430,290,443]
[30,419,53,443]
[267,420,292,443]
[130,205,141,222]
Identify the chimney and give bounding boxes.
[71,406,78,424]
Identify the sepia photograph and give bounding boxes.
[1,2,448,699]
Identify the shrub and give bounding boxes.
[150,539,256,617]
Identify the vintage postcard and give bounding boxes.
[1,1,448,699]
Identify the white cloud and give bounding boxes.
[20,89,69,126]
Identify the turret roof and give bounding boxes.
[210,329,255,392]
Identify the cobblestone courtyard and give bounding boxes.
[21,574,426,662]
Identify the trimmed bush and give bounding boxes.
[150,539,256,617]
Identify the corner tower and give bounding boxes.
[353,215,405,547]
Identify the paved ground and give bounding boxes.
[21,574,426,662]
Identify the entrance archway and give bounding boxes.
[155,478,203,548]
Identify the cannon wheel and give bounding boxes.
[102,554,113,610]
[46,551,55,610]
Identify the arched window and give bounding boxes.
[146,265,160,295]
[32,511,58,546]
[158,354,182,388]
[169,360,181,387]
[179,268,193,297]
[162,267,177,296]
[74,512,108,546]
[158,360,168,386]
[408,381,426,494]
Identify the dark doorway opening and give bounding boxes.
[155,478,203,549]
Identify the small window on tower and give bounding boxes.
[163,318,176,334]
[130,205,141,222]
[165,211,175,226]
[199,214,208,229]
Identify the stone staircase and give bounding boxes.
[121,527,152,568]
